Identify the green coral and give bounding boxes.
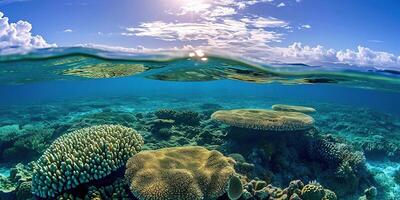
[227,175,243,200]
[323,189,337,200]
[16,181,33,200]
[32,125,143,198]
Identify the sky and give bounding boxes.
[1,0,400,69]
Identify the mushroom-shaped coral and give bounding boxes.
[211,109,314,131]
[31,125,143,198]
[272,104,316,113]
[125,146,236,200]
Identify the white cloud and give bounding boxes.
[124,19,282,46]
[63,29,73,33]
[336,46,399,68]
[277,2,286,7]
[241,16,289,28]
[0,11,55,53]
[300,24,311,29]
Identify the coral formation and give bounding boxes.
[63,63,148,78]
[227,175,243,200]
[309,137,367,196]
[240,179,337,200]
[0,163,33,200]
[272,104,316,113]
[300,182,325,200]
[32,125,143,198]
[211,109,314,131]
[154,109,201,126]
[125,146,236,200]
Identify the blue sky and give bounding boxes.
[1,0,400,69]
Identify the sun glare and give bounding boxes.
[177,0,211,13]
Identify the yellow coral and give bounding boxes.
[272,104,316,113]
[301,182,325,200]
[32,125,143,198]
[211,109,314,131]
[125,146,236,200]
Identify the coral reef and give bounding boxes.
[241,179,336,200]
[301,182,325,200]
[125,146,236,200]
[272,104,316,113]
[63,63,149,78]
[154,109,201,126]
[32,125,143,198]
[0,163,33,200]
[211,109,314,131]
[308,136,367,196]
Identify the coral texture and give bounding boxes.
[211,109,314,131]
[125,146,236,200]
[155,109,201,126]
[227,175,243,200]
[32,125,143,198]
[63,63,148,78]
[300,182,325,200]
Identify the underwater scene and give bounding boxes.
[0,48,399,200]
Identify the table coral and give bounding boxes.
[211,109,314,131]
[272,104,316,114]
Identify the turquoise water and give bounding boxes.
[0,47,400,199]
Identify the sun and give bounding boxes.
[177,0,211,13]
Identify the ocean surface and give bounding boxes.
[0,47,399,200]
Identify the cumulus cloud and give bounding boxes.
[119,0,400,69]
[124,0,287,54]
[0,11,55,53]
[336,46,400,68]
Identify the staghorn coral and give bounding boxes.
[272,104,316,114]
[125,146,236,200]
[32,125,143,198]
[310,138,366,177]
[211,109,314,131]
